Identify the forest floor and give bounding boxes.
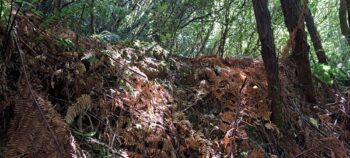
[0,14,350,158]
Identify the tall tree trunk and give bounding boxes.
[218,24,229,57]
[339,0,350,45]
[280,0,316,103]
[305,9,328,64]
[197,20,215,56]
[90,0,95,34]
[218,2,232,57]
[252,0,283,129]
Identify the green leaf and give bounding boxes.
[322,65,331,71]
[73,130,97,137]
[81,52,98,64]
[309,117,319,128]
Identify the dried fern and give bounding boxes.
[5,94,80,157]
[65,94,92,124]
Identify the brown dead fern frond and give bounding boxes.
[5,30,80,158]
[5,94,81,158]
[65,94,92,124]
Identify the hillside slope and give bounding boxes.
[0,14,349,158]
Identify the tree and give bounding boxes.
[217,0,235,57]
[339,0,350,46]
[280,0,316,103]
[252,0,283,128]
[305,8,328,64]
[90,0,95,34]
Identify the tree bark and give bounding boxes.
[252,0,283,128]
[340,0,350,45]
[90,0,95,34]
[280,0,316,103]
[305,8,328,64]
[218,24,229,57]
[197,20,215,56]
[218,1,233,57]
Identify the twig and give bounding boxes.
[181,96,204,112]
[288,98,327,136]
[293,146,318,158]
[86,137,125,157]
[239,77,248,93]
[14,33,64,158]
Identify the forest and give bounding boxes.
[0,0,349,157]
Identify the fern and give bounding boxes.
[5,93,80,157]
[65,94,92,124]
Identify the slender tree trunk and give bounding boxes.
[189,31,202,56]
[280,0,316,103]
[197,21,214,56]
[340,0,350,45]
[305,9,328,64]
[170,31,177,54]
[74,4,86,50]
[218,24,229,57]
[346,0,350,28]
[211,38,220,55]
[56,0,62,11]
[90,0,95,34]
[218,4,232,57]
[252,0,283,129]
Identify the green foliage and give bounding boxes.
[0,1,9,26]
[12,0,350,85]
[312,62,349,85]
[41,2,85,28]
[0,1,4,21]
[56,37,74,49]
[312,64,334,85]
[92,31,121,43]
[22,1,43,16]
[73,129,97,137]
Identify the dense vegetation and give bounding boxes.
[0,0,345,82]
[0,0,349,157]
